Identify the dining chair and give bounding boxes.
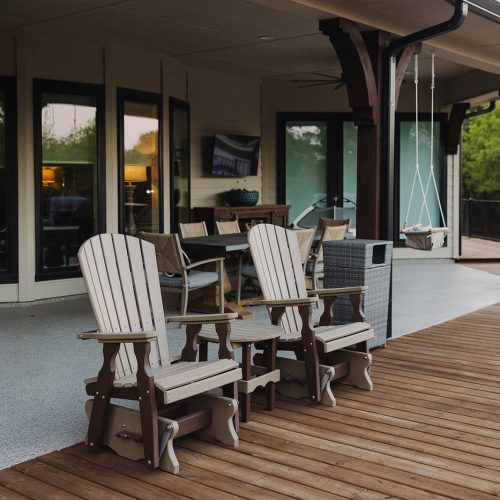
[138,232,224,315]
[318,217,351,231]
[216,220,244,304]
[307,224,349,289]
[178,221,208,238]
[293,227,316,271]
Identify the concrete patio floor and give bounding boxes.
[2,258,500,470]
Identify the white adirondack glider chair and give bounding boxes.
[248,224,374,406]
[77,233,242,473]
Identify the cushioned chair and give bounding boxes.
[138,232,224,315]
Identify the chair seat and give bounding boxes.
[159,270,219,289]
[279,322,373,350]
[241,263,258,279]
[199,321,282,343]
[110,359,241,404]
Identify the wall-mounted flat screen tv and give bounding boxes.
[211,134,260,176]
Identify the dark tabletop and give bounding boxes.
[181,233,248,259]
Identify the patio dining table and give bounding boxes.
[180,232,252,318]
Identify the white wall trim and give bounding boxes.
[16,32,36,302]
[0,284,19,302]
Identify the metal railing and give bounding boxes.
[462,198,500,241]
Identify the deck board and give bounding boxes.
[2,303,500,498]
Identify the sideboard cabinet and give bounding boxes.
[192,205,291,234]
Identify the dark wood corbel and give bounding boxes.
[446,102,470,155]
[319,18,379,126]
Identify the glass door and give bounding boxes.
[34,80,105,280]
[0,78,17,283]
[278,114,358,227]
[118,89,162,236]
[169,98,190,233]
[283,120,329,223]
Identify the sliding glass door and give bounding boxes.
[277,113,356,225]
[284,120,328,222]
[118,89,162,236]
[0,77,17,283]
[34,80,104,280]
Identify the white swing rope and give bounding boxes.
[404,53,432,228]
[418,52,448,229]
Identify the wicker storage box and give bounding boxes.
[324,239,393,348]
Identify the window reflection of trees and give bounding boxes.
[41,100,98,270]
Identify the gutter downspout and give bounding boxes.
[381,0,468,241]
[465,100,496,119]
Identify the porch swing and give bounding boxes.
[401,52,449,251]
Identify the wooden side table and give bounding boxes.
[198,322,282,422]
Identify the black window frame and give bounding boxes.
[33,78,106,281]
[394,112,448,245]
[276,112,353,207]
[117,88,163,235]
[0,76,18,284]
[169,96,190,233]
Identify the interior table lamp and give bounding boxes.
[124,164,147,236]
[42,167,56,187]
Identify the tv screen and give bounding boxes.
[211,134,260,176]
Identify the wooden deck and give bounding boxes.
[2,304,500,499]
[461,236,500,260]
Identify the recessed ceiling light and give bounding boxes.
[257,35,275,41]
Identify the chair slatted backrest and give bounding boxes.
[316,225,348,262]
[248,224,307,335]
[294,228,316,267]
[78,234,170,378]
[216,220,241,235]
[179,221,208,238]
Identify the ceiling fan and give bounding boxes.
[289,73,345,90]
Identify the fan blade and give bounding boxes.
[290,79,337,83]
[312,72,343,81]
[298,81,340,88]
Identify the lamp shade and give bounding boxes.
[124,165,148,183]
[42,167,56,185]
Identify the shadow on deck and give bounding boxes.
[2,304,500,498]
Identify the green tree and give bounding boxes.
[462,102,500,199]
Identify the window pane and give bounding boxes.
[399,120,442,232]
[123,101,160,235]
[342,121,357,205]
[0,91,6,272]
[285,121,327,222]
[170,103,190,232]
[40,93,98,271]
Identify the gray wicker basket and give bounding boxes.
[324,239,393,348]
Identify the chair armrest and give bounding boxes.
[308,286,367,297]
[78,331,158,343]
[252,296,318,307]
[167,313,238,325]
[176,313,238,361]
[185,257,224,270]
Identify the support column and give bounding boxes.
[320,19,416,240]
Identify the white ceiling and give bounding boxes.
[0,0,499,85]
